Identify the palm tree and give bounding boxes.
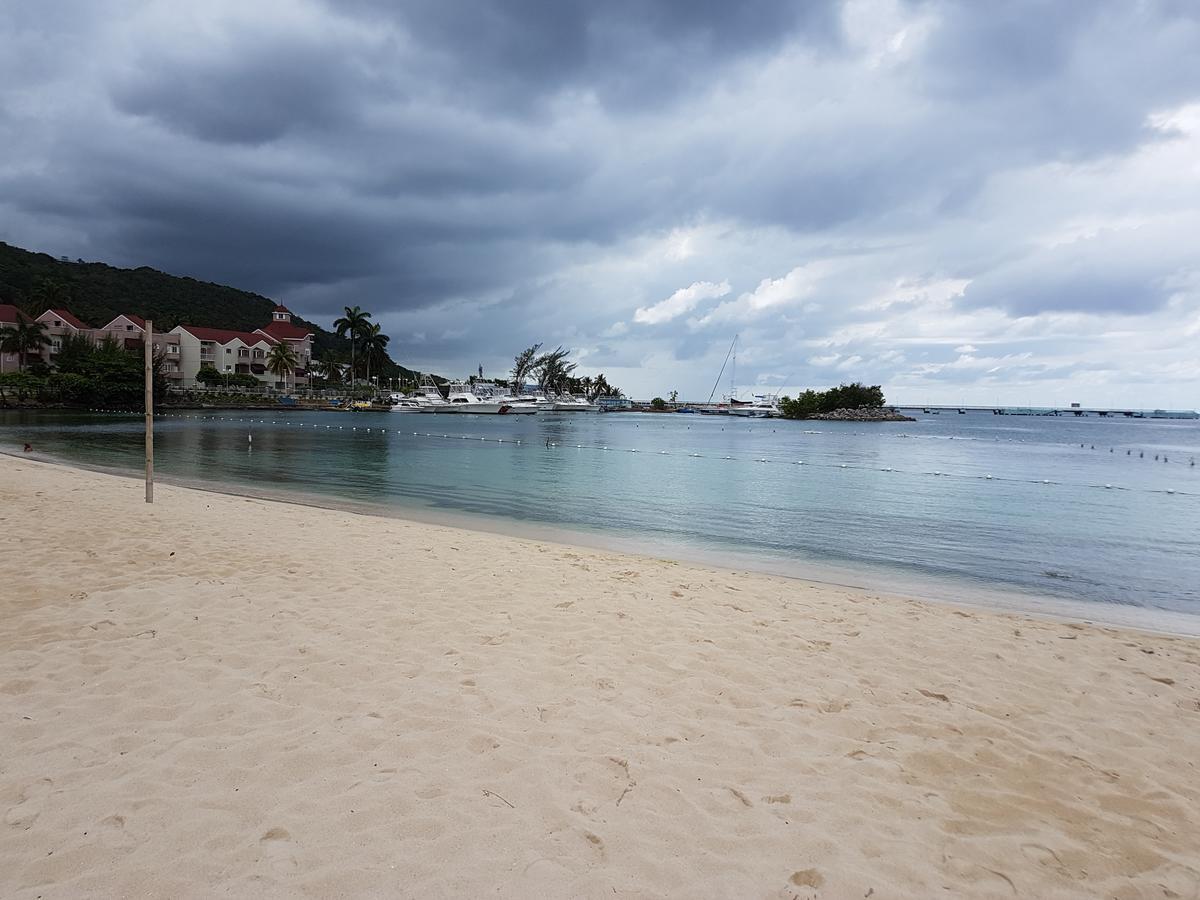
[0,319,51,372]
[360,322,390,390]
[315,349,344,386]
[265,341,299,394]
[510,343,542,392]
[587,373,621,401]
[333,306,372,387]
[32,278,71,313]
[535,347,572,395]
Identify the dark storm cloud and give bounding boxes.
[112,41,359,145]
[329,0,843,111]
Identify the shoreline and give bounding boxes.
[7,448,1200,638]
[3,452,1199,897]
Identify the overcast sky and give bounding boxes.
[3,1,1199,405]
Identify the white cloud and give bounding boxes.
[693,261,834,327]
[633,279,730,325]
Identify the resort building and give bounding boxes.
[1,301,310,388]
[170,305,312,389]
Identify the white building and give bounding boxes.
[170,305,313,389]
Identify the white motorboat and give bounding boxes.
[549,394,598,412]
[389,377,450,412]
[727,395,780,418]
[429,381,538,414]
[389,397,431,413]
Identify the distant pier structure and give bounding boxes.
[894,405,1199,419]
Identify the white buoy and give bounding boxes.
[1167,489,1176,495]
[1042,479,1050,484]
[1104,483,1112,489]
[985,474,992,480]
[841,464,848,469]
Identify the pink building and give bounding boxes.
[1,301,311,388]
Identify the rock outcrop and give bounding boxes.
[808,407,915,422]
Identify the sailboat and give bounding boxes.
[703,336,780,417]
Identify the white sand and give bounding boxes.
[2,453,1198,899]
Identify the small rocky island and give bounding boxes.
[777,383,914,421]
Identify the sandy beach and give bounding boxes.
[1,453,1198,899]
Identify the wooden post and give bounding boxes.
[145,320,154,503]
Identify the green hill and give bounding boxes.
[0,241,414,381]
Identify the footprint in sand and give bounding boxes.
[96,813,138,851]
[4,778,53,830]
[467,734,501,753]
[790,868,825,888]
[1021,842,1071,876]
[582,831,605,858]
[259,826,299,873]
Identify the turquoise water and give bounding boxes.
[4,408,1199,621]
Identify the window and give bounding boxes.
[51,339,61,350]
[53,320,61,327]
[126,325,134,331]
[225,348,232,354]
[168,345,178,354]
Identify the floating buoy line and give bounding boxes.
[69,409,1198,497]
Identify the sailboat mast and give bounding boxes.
[730,335,737,402]
[706,334,738,406]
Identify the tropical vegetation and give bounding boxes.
[0,335,167,408]
[509,343,622,400]
[333,305,372,387]
[777,382,886,419]
[265,341,300,392]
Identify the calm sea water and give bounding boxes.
[4,408,1199,625]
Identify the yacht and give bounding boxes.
[389,377,449,412]
[549,394,599,412]
[727,395,780,418]
[389,397,431,413]
[430,381,538,414]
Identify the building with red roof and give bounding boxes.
[171,304,313,389]
[2,298,310,387]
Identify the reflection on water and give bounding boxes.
[4,408,1199,619]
